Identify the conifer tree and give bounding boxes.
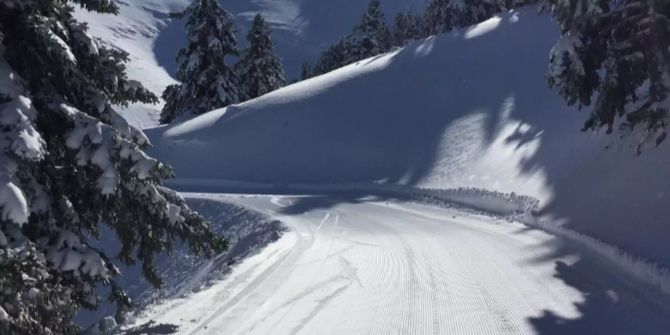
[0,1,225,333]
[423,0,523,35]
[312,40,349,76]
[543,0,670,139]
[310,0,392,77]
[236,14,286,100]
[345,0,393,62]
[392,10,423,45]
[424,0,456,35]
[160,0,241,124]
[300,61,312,80]
[450,0,508,28]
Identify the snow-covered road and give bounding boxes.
[134,194,670,334]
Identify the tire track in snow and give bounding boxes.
[288,283,349,335]
[244,275,347,333]
[261,211,341,334]
[185,219,314,335]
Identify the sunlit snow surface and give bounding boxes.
[130,194,670,334]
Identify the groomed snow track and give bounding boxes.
[131,194,670,335]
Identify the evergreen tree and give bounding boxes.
[0,1,225,333]
[345,0,393,62]
[236,14,286,100]
[543,0,670,139]
[312,40,349,76]
[423,0,524,35]
[424,0,456,35]
[310,0,392,77]
[160,0,241,124]
[300,61,312,80]
[450,0,508,28]
[392,10,423,45]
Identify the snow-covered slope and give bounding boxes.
[76,0,426,127]
[147,9,670,267]
[129,195,670,334]
[74,0,189,127]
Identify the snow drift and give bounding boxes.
[147,8,670,268]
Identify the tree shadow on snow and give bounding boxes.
[155,10,545,188]
[520,236,670,334]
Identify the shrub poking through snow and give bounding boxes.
[160,0,242,124]
[0,1,226,334]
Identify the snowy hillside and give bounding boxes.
[147,8,670,268]
[75,0,426,127]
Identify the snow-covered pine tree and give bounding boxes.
[312,40,349,76]
[450,0,508,28]
[543,0,670,138]
[424,0,523,35]
[424,0,456,35]
[0,1,226,334]
[236,14,286,100]
[344,0,393,62]
[392,10,423,46]
[160,0,241,124]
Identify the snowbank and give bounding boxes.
[169,178,538,218]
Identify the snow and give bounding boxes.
[0,60,42,227]
[40,229,110,278]
[0,181,28,225]
[0,94,43,161]
[146,8,670,270]
[130,195,670,334]
[464,15,501,39]
[549,31,585,78]
[46,28,77,64]
[166,203,184,225]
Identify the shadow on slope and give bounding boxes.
[153,15,185,77]
[76,197,282,329]
[521,235,670,334]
